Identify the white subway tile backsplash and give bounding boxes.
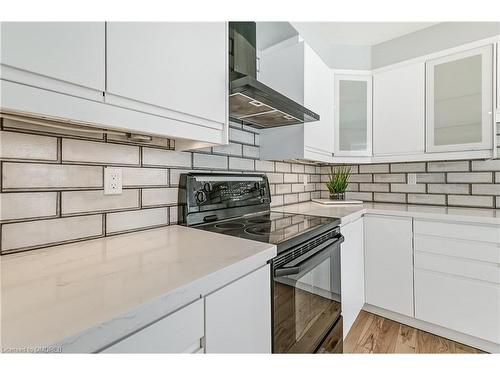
[292,164,305,174]
[276,162,292,173]
[283,194,299,205]
[471,159,500,171]
[122,167,169,187]
[229,157,254,171]
[346,192,373,201]
[447,195,493,208]
[142,188,179,207]
[62,139,140,165]
[359,183,390,192]
[390,184,426,193]
[284,173,299,183]
[106,208,168,234]
[373,193,406,203]
[255,160,275,172]
[447,172,493,183]
[1,215,103,252]
[229,128,254,144]
[390,162,426,173]
[298,192,311,202]
[242,145,259,159]
[275,184,292,195]
[62,189,139,214]
[266,173,284,184]
[373,174,406,183]
[0,131,58,161]
[349,174,373,183]
[142,148,191,167]
[427,161,469,172]
[427,184,469,194]
[291,184,305,193]
[2,163,103,190]
[212,143,242,156]
[193,153,228,170]
[416,173,445,183]
[270,195,284,207]
[359,164,389,174]
[471,184,500,196]
[0,192,58,221]
[407,194,446,205]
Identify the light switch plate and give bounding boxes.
[408,173,417,185]
[104,167,122,195]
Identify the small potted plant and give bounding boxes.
[326,165,351,201]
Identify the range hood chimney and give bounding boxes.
[229,22,320,128]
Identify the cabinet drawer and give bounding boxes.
[415,270,500,344]
[415,219,500,244]
[415,251,500,284]
[102,299,204,353]
[415,235,500,264]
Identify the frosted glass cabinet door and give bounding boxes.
[426,45,493,152]
[334,75,372,156]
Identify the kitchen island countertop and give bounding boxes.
[0,225,276,353]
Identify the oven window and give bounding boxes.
[273,251,341,353]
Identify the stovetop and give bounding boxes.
[193,211,340,253]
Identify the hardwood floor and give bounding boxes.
[343,311,485,354]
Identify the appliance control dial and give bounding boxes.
[195,190,207,205]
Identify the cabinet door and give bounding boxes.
[303,44,334,159]
[426,45,494,152]
[102,299,204,353]
[373,63,425,156]
[497,42,500,115]
[334,74,372,156]
[0,22,105,98]
[364,215,414,317]
[205,265,271,353]
[106,22,227,127]
[340,217,365,339]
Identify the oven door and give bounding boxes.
[272,233,343,353]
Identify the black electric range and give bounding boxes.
[178,172,344,353]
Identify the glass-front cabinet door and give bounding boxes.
[334,74,373,156]
[426,45,494,152]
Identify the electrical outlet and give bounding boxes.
[408,173,417,185]
[104,167,122,195]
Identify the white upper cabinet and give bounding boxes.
[373,62,425,156]
[426,45,494,152]
[497,42,500,116]
[258,40,334,162]
[0,22,105,100]
[334,74,372,156]
[106,22,227,131]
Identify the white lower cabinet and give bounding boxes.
[205,265,272,353]
[414,219,500,345]
[340,217,365,339]
[101,265,271,353]
[102,299,204,353]
[364,215,414,317]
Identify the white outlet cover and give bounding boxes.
[408,173,417,185]
[104,167,122,195]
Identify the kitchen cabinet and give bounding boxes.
[340,217,365,339]
[0,22,105,101]
[414,219,500,344]
[102,299,204,353]
[334,74,372,157]
[258,40,335,163]
[426,45,494,152]
[497,42,500,117]
[205,265,272,353]
[373,62,425,156]
[105,22,228,145]
[364,214,414,317]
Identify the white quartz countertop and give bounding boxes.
[273,202,500,226]
[0,225,276,353]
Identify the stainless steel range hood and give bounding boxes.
[229,22,320,128]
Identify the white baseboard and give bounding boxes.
[363,304,500,353]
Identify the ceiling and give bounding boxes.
[290,22,438,46]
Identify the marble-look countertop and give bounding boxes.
[0,225,276,353]
[273,202,500,226]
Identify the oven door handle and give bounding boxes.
[274,234,344,277]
